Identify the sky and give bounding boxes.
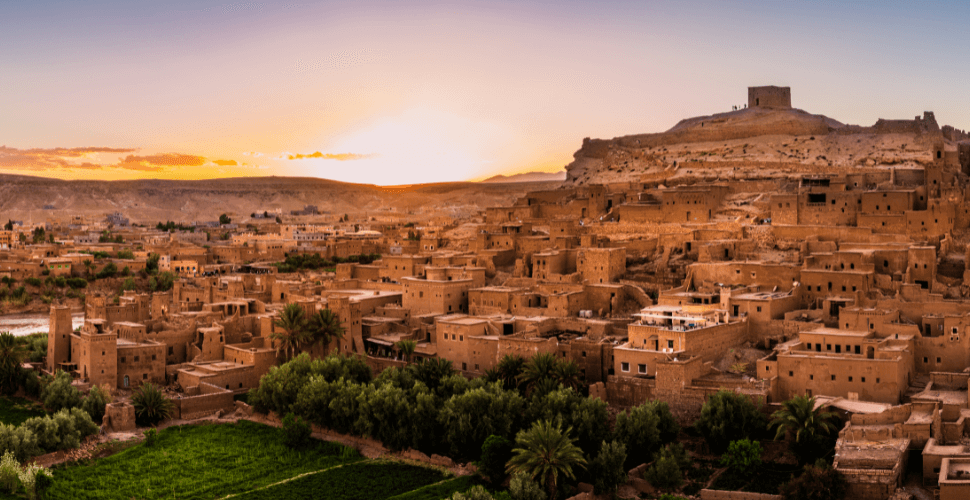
[2,0,970,185]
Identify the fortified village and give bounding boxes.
[5,86,970,498]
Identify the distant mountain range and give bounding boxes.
[481,171,567,183]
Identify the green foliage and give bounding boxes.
[230,461,447,500]
[479,434,513,484]
[282,412,312,449]
[95,262,118,280]
[116,249,134,259]
[80,385,110,424]
[658,495,689,500]
[770,395,839,465]
[525,387,609,456]
[53,276,67,288]
[155,221,194,232]
[130,383,174,426]
[45,421,363,500]
[272,253,382,273]
[219,213,232,224]
[0,451,19,493]
[387,476,483,500]
[589,440,627,495]
[643,445,684,491]
[145,253,160,274]
[120,277,137,292]
[721,439,763,477]
[509,472,548,500]
[507,420,587,500]
[18,463,50,500]
[41,371,82,412]
[613,400,679,467]
[779,463,847,500]
[695,390,767,454]
[395,339,417,363]
[143,428,157,447]
[247,353,373,415]
[24,277,42,287]
[307,308,345,355]
[66,278,87,289]
[409,357,455,392]
[271,303,309,360]
[451,485,497,500]
[0,334,25,395]
[148,271,176,292]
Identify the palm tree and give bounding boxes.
[517,353,558,395]
[496,354,525,391]
[395,339,417,364]
[507,420,587,500]
[272,303,309,360]
[769,394,839,464]
[554,361,583,391]
[306,308,345,355]
[0,333,25,394]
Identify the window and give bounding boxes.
[876,378,880,383]
[831,375,836,381]
[810,374,814,380]
[849,376,853,382]
[621,362,630,372]
[462,362,467,370]
[667,340,674,349]
[756,306,762,313]
[937,357,942,363]
[142,373,148,380]
[861,377,866,382]
[788,371,794,377]
[120,357,126,363]
[638,364,647,374]
[459,335,463,342]
[581,351,587,357]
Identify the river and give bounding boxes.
[0,312,85,337]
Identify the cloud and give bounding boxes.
[285,151,377,161]
[213,159,238,166]
[0,146,205,173]
[119,153,207,167]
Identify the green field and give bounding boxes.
[37,421,463,500]
[0,397,47,426]
[231,461,448,500]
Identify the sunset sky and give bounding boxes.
[2,1,970,185]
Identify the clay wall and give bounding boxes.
[72,330,118,388]
[775,352,910,404]
[748,86,791,108]
[577,247,625,284]
[173,382,235,419]
[117,343,166,387]
[700,490,782,500]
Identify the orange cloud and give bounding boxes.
[119,153,206,167]
[286,151,376,160]
[0,146,206,173]
[213,159,238,166]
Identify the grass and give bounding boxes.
[0,396,47,426]
[710,461,801,495]
[44,421,363,500]
[231,461,448,500]
[385,476,483,500]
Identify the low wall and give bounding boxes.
[174,382,235,419]
[700,489,782,500]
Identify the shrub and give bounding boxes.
[116,249,134,260]
[614,400,678,467]
[509,473,547,500]
[143,428,158,446]
[23,408,98,452]
[479,434,513,484]
[120,277,137,292]
[81,385,111,424]
[589,440,627,495]
[41,371,82,412]
[66,278,87,289]
[95,262,118,280]
[0,451,18,493]
[721,439,763,477]
[451,485,497,500]
[644,445,685,491]
[131,383,174,426]
[24,278,42,287]
[780,463,847,500]
[53,276,67,288]
[282,412,312,449]
[694,390,766,454]
[17,463,50,500]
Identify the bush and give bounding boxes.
[644,448,683,491]
[66,278,87,289]
[721,439,763,477]
[143,428,157,447]
[116,249,134,259]
[282,413,312,449]
[614,400,678,467]
[80,385,111,424]
[509,473,547,500]
[96,262,118,280]
[695,390,766,454]
[23,408,98,452]
[120,277,137,292]
[0,451,18,493]
[41,371,82,412]
[24,278,42,287]
[17,463,50,500]
[451,485,497,500]
[131,383,174,426]
[780,464,847,500]
[479,434,513,484]
[53,276,67,288]
[589,440,627,495]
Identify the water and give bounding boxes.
[0,312,84,337]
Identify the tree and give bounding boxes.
[695,390,767,454]
[517,353,558,395]
[496,355,525,391]
[553,361,584,392]
[721,439,763,478]
[219,213,231,225]
[2,221,11,231]
[96,262,118,280]
[395,339,417,364]
[41,371,82,412]
[779,463,847,500]
[770,395,839,465]
[479,434,514,484]
[131,383,174,426]
[306,308,345,355]
[509,473,547,500]
[409,357,455,392]
[0,333,25,394]
[275,216,282,223]
[507,420,587,500]
[272,303,309,360]
[614,401,679,467]
[589,440,627,495]
[643,444,686,491]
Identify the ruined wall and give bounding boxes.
[173,383,235,419]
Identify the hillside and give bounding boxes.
[0,174,561,224]
[565,106,961,186]
[482,171,566,183]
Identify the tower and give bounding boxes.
[748,86,792,109]
[47,305,73,372]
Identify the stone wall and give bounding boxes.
[173,382,235,420]
[700,490,782,500]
